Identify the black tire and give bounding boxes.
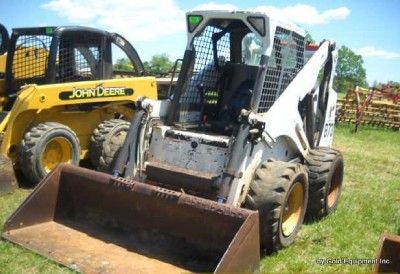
[89,119,130,173]
[246,160,309,253]
[306,147,344,220]
[20,122,80,185]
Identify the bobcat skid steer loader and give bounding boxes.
[3,11,344,273]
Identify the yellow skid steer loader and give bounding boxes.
[3,11,344,272]
[0,25,157,192]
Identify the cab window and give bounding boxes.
[241,33,262,65]
[112,43,134,78]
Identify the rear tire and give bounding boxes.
[246,160,309,253]
[20,122,80,185]
[89,119,130,173]
[306,147,344,219]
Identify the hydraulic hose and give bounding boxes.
[112,110,147,178]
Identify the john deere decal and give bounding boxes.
[59,86,134,100]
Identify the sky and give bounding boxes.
[1,0,399,84]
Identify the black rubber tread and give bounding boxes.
[305,147,344,219]
[89,119,130,173]
[20,122,80,185]
[246,160,309,253]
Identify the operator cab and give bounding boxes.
[167,11,306,137]
[4,26,144,110]
[169,16,263,135]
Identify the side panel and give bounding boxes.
[319,87,337,147]
[319,47,338,147]
[261,42,333,156]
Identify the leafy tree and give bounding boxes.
[144,53,173,75]
[114,54,174,76]
[113,58,133,71]
[143,61,151,73]
[388,81,400,88]
[333,46,367,93]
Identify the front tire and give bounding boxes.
[246,160,309,253]
[20,122,80,184]
[306,147,344,219]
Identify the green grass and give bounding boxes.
[260,125,400,273]
[0,189,71,274]
[0,124,399,273]
[337,91,347,99]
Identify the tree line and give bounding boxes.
[114,53,174,76]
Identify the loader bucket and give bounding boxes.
[372,233,400,273]
[0,154,17,194]
[2,164,260,273]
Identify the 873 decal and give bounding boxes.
[323,122,335,138]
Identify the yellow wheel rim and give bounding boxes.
[281,182,304,237]
[41,137,72,173]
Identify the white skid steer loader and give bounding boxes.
[3,10,344,273]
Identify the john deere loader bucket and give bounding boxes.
[2,164,260,273]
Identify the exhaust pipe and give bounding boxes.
[2,164,260,273]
